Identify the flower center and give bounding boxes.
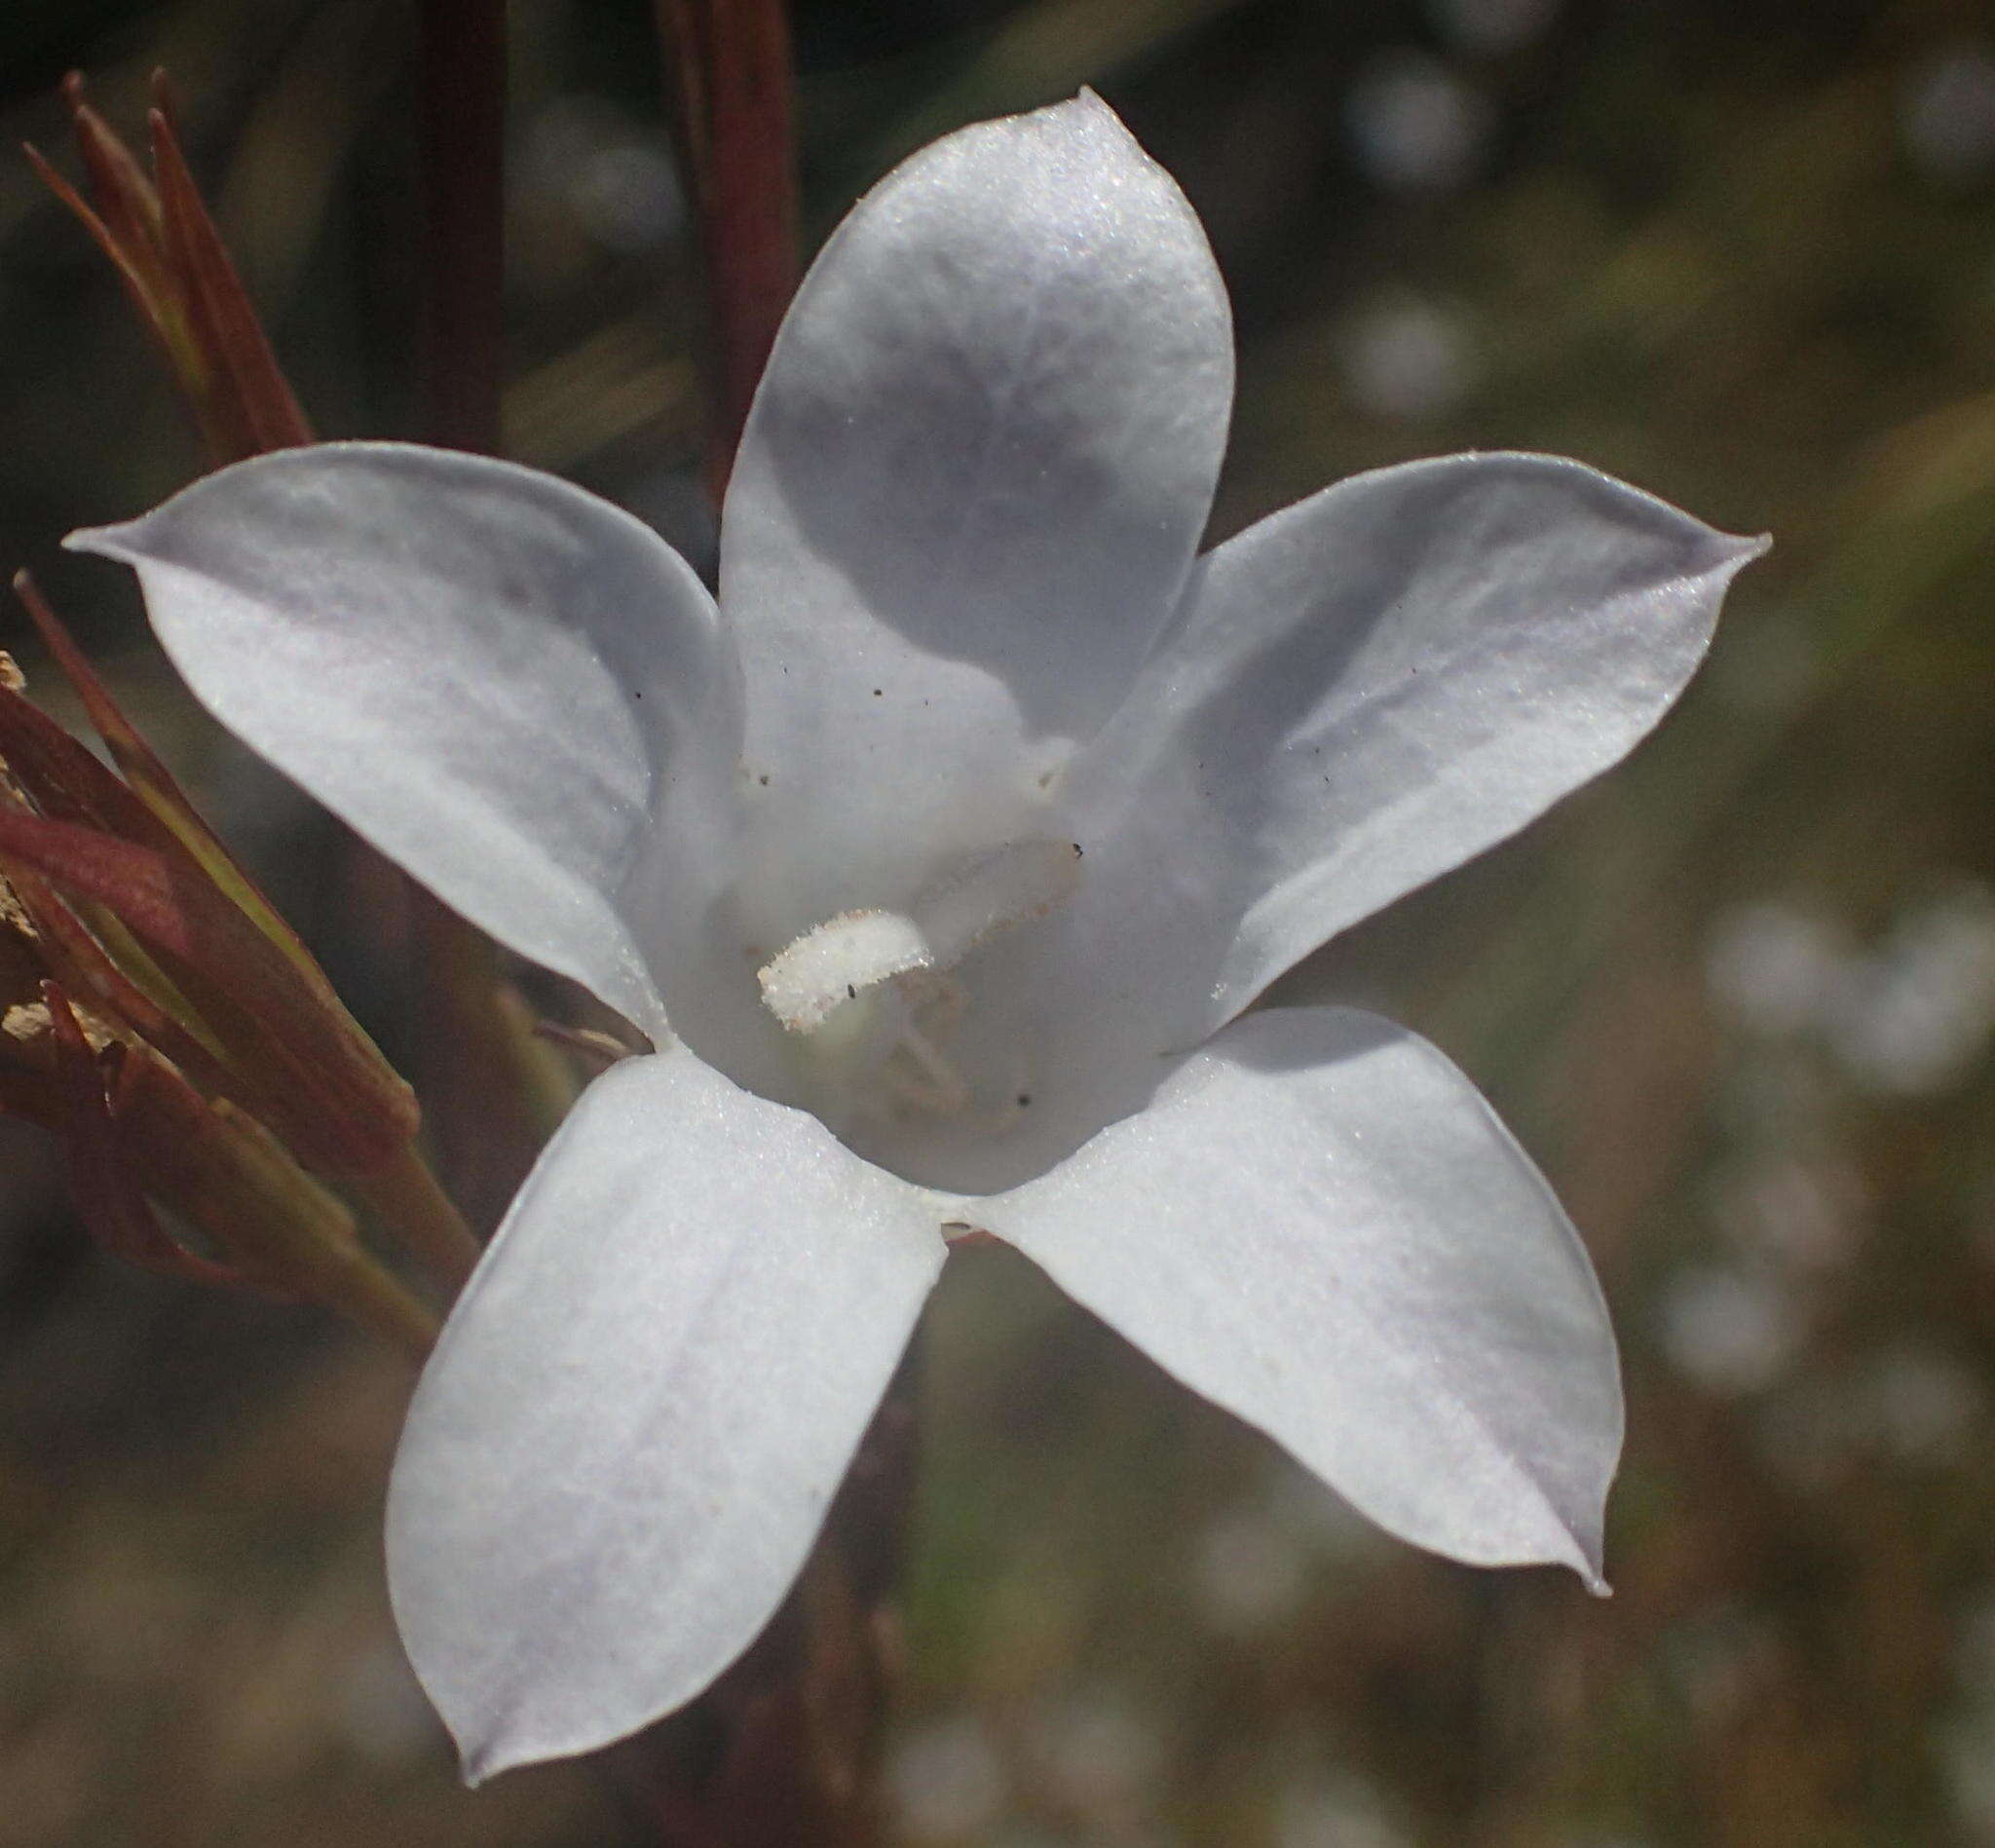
[755,839,1082,1128]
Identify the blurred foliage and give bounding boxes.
[1,0,1993,1843]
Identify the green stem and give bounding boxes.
[357,1135,483,1298]
[305,1210,445,1359]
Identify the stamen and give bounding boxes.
[909,839,1084,967]
[757,909,929,1032]
[757,839,1084,1037]
[885,1020,971,1114]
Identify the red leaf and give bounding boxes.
[149,97,314,459]
[42,981,238,1286]
[12,572,323,985]
[21,140,180,361]
[0,676,166,841]
[0,811,417,1174]
[6,863,244,1106]
[62,71,168,265]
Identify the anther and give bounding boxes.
[756,839,1085,1037]
[757,910,928,1032]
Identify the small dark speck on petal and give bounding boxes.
[633,690,643,699]
[1016,1092,1032,1108]
[872,688,884,697]
[847,983,857,999]
[759,773,771,786]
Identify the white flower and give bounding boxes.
[69,94,1761,1778]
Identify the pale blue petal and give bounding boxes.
[387,1048,948,1778]
[1069,452,1765,1037]
[718,93,1233,943]
[70,443,743,1037]
[988,1006,1621,1584]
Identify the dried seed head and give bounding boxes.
[0,875,34,938]
[5,998,115,1050]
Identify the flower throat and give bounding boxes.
[755,838,1083,1125]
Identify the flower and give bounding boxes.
[69,94,1762,1778]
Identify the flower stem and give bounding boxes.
[407,886,560,1238]
[320,1239,443,1360]
[417,0,507,454]
[406,0,567,1245]
[657,0,801,498]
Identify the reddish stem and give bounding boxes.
[403,0,545,1230]
[417,0,508,453]
[659,0,801,500]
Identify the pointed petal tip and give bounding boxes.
[1059,84,1118,129]
[448,1701,654,1788]
[60,517,138,562]
[456,1737,500,1790]
[993,86,1155,178]
[457,1729,531,1790]
[1564,1514,1611,1598]
[1044,86,1150,163]
[1697,525,1770,593]
[449,1713,538,1787]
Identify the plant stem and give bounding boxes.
[407,886,558,1239]
[658,0,801,498]
[355,1133,482,1298]
[417,0,507,454]
[406,0,563,1244]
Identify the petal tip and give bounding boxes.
[1061,85,1122,131]
[457,1745,500,1791]
[60,517,141,563]
[457,1728,536,1790]
[1699,525,1771,591]
[451,1701,664,1786]
[1015,85,1150,172]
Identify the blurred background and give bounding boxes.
[2,0,1993,1842]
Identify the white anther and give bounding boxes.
[757,840,1085,1038]
[757,909,930,1032]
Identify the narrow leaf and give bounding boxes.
[28,73,234,459]
[63,72,169,267]
[0,674,169,839]
[22,140,179,356]
[14,571,326,987]
[150,103,314,458]
[111,1043,440,1355]
[5,861,238,1097]
[0,811,417,1174]
[43,980,238,1286]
